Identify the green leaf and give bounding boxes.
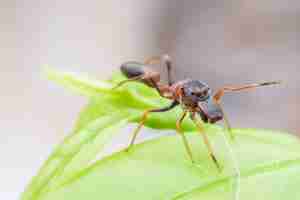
[45,67,113,97]
[35,129,300,200]
[21,68,300,200]
[46,68,198,132]
[21,114,129,200]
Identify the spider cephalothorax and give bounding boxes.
[179,80,211,108]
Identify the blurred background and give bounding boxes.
[1,1,300,199]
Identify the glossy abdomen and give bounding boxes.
[120,61,160,88]
[120,61,145,78]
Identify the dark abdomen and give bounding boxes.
[120,62,145,78]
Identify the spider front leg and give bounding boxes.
[213,81,281,140]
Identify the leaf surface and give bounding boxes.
[39,129,300,200]
[21,69,300,200]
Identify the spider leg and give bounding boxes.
[144,54,174,86]
[175,110,195,163]
[126,101,179,151]
[213,81,281,102]
[190,112,221,171]
[213,81,281,139]
[112,75,144,89]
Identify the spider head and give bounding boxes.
[181,80,211,108]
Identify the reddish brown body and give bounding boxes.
[120,61,225,124]
[116,54,280,170]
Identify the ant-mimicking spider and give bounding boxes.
[114,54,280,170]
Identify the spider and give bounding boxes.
[114,54,280,170]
